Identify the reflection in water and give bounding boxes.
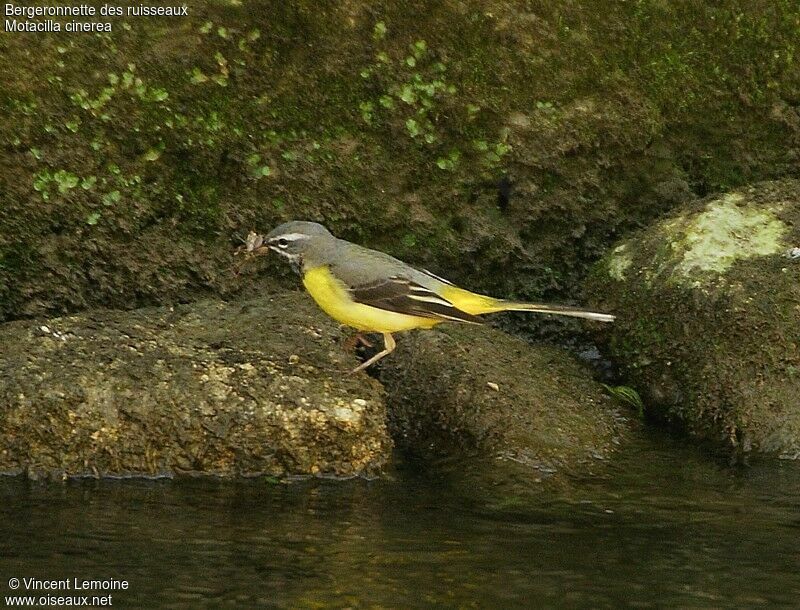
[2,432,800,608]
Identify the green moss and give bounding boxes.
[1,0,798,326]
[607,244,633,281]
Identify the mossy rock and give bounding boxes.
[2,1,799,347]
[378,324,632,477]
[588,179,800,455]
[0,293,391,479]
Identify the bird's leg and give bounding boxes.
[356,333,374,348]
[349,333,396,374]
[342,332,374,351]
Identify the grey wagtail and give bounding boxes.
[263,221,614,373]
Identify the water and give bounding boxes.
[2,432,800,609]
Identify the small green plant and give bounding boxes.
[372,21,387,41]
[33,170,52,200]
[189,67,208,84]
[53,170,79,194]
[602,384,645,417]
[245,153,271,179]
[401,233,417,247]
[435,149,461,171]
[359,101,374,124]
[357,36,458,148]
[102,190,121,206]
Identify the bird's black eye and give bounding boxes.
[277,238,289,248]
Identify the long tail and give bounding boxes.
[498,301,615,322]
[440,285,615,322]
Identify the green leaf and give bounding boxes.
[399,85,416,104]
[86,212,101,225]
[602,384,645,417]
[102,190,121,206]
[411,40,427,58]
[149,88,169,102]
[373,21,387,40]
[53,170,79,193]
[189,67,208,84]
[33,171,50,192]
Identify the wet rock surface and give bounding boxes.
[378,324,632,477]
[588,179,800,455]
[0,294,391,479]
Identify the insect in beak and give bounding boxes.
[231,231,270,276]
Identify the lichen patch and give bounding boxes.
[607,244,633,281]
[668,193,787,281]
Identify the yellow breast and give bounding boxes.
[301,266,439,333]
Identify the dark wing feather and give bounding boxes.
[348,276,482,324]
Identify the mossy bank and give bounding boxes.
[589,179,800,456]
[2,1,799,344]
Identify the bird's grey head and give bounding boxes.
[265,221,335,274]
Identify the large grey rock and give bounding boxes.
[588,179,800,455]
[0,294,391,479]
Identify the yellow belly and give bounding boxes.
[302,266,439,333]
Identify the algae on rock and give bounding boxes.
[589,179,800,456]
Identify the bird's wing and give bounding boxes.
[347,275,483,324]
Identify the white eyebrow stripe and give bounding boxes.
[271,233,309,242]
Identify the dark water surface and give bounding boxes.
[2,432,800,609]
